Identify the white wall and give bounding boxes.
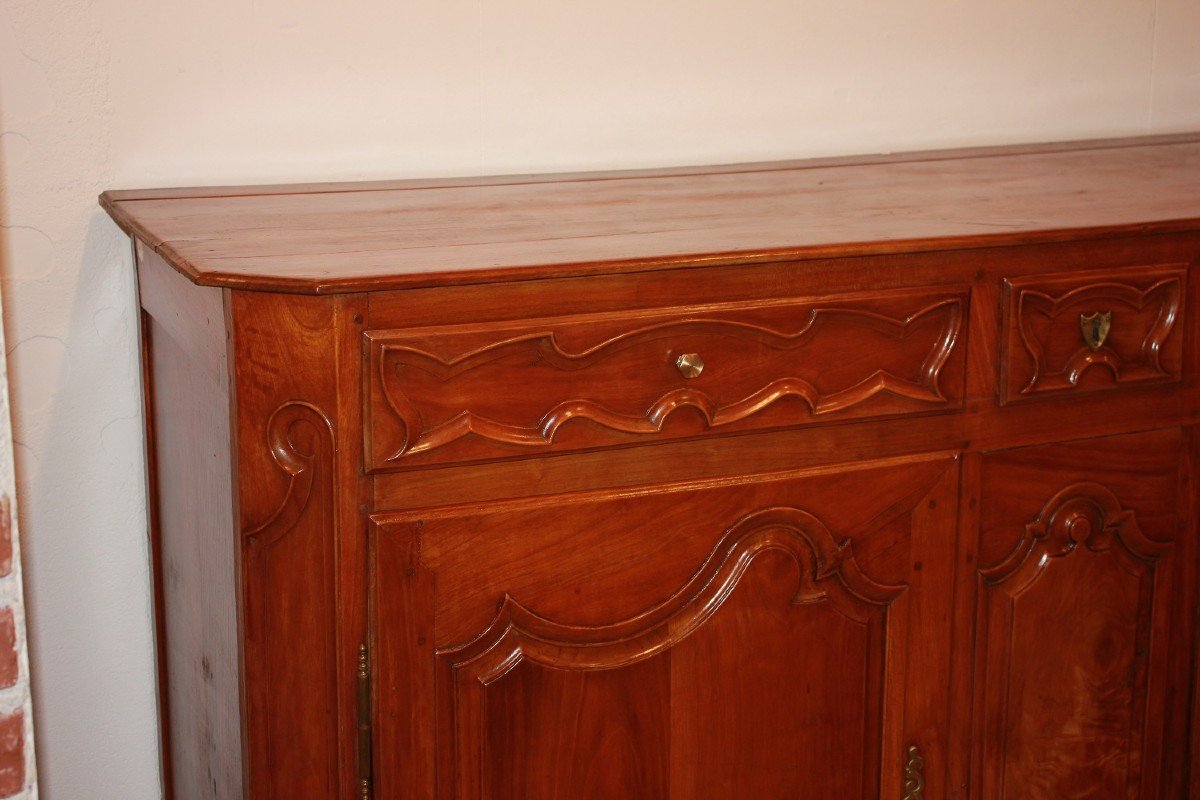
[1,0,1198,796]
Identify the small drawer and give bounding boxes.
[1000,264,1187,405]
[365,286,969,470]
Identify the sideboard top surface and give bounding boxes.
[101,133,1200,295]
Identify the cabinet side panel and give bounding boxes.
[230,290,367,800]
[139,245,244,799]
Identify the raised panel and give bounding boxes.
[1000,265,1186,404]
[972,430,1189,799]
[441,508,904,800]
[365,287,967,469]
[371,454,960,800]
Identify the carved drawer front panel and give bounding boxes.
[365,286,968,469]
[971,429,1193,799]
[371,454,960,800]
[1000,265,1187,405]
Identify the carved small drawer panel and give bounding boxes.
[1000,265,1187,405]
[365,286,968,469]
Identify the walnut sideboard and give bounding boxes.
[102,134,1200,800]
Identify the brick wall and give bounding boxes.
[0,286,37,797]
[0,496,32,799]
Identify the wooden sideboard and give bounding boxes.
[102,134,1200,800]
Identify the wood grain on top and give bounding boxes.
[100,133,1200,294]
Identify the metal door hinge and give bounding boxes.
[903,744,925,800]
[357,644,372,800]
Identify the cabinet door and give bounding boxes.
[371,454,959,800]
[970,429,1195,799]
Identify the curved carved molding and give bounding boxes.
[438,506,904,683]
[378,298,963,459]
[243,401,334,545]
[1017,277,1181,395]
[981,481,1170,588]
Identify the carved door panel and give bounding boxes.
[970,429,1195,799]
[371,454,960,800]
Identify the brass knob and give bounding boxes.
[675,353,705,379]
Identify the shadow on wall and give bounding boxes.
[2,80,151,794]
[18,209,148,799]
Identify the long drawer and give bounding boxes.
[364,285,970,470]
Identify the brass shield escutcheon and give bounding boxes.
[1080,311,1111,351]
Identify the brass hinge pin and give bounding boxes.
[357,644,372,800]
[903,743,925,800]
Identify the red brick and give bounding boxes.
[0,610,15,690]
[0,496,10,578]
[0,710,23,796]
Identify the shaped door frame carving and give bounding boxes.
[435,505,909,800]
[982,481,1169,588]
[972,480,1176,799]
[439,506,905,676]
